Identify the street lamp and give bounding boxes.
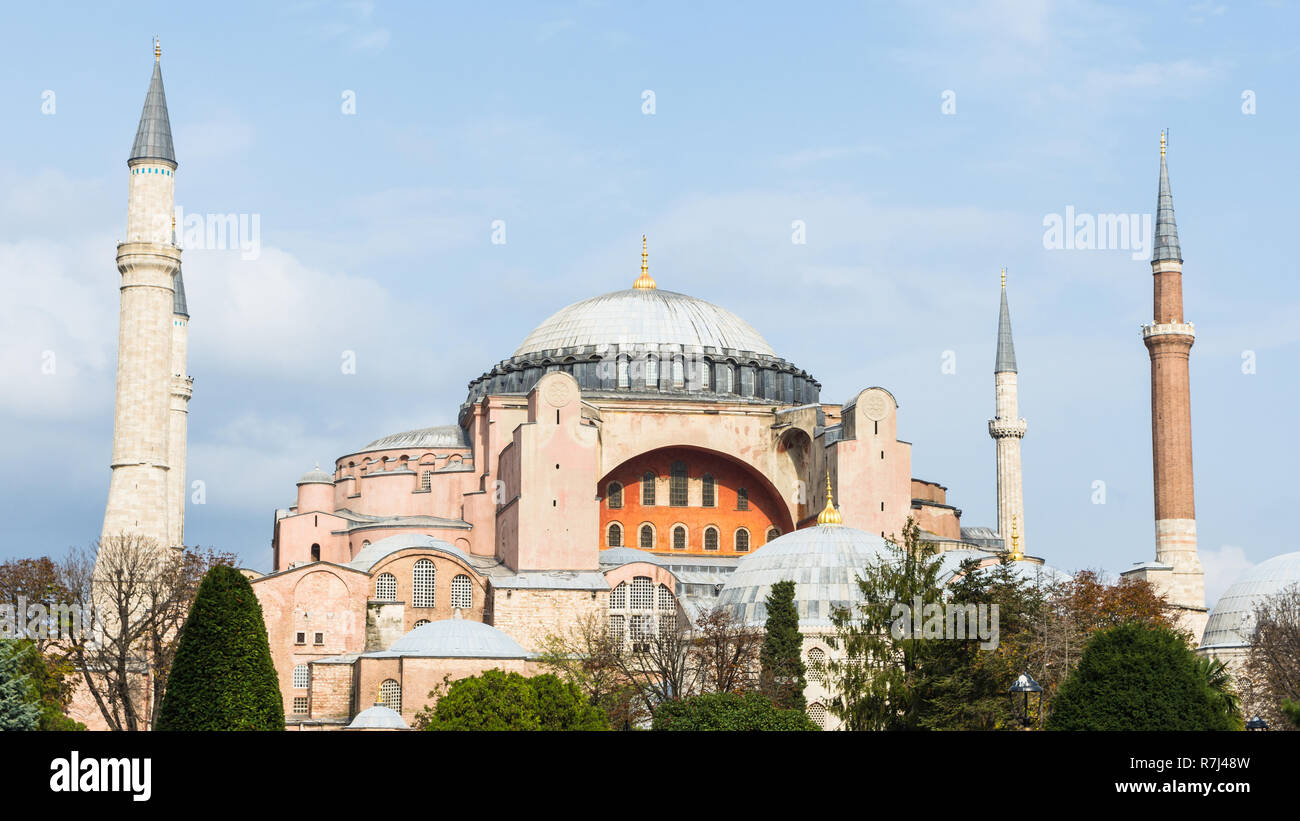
[1009,672,1043,729]
[1246,715,1268,731]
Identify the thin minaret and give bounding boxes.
[989,268,1027,554]
[101,40,184,548]
[1138,132,1206,639]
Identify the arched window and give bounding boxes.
[412,559,435,607]
[630,577,654,609]
[362,540,371,549]
[671,356,684,388]
[701,475,716,507]
[641,472,656,506]
[381,679,402,713]
[704,527,719,551]
[310,543,320,562]
[451,574,473,610]
[607,481,623,509]
[766,527,781,543]
[375,573,397,601]
[617,356,630,388]
[645,355,659,388]
[610,582,627,609]
[292,664,310,689]
[808,702,827,729]
[736,487,749,510]
[735,528,750,552]
[607,522,623,547]
[413,619,430,628]
[672,525,687,550]
[657,584,676,637]
[808,647,826,684]
[669,461,687,506]
[639,524,655,549]
[701,360,712,391]
[719,364,734,393]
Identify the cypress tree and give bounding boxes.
[155,565,284,731]
[760,579,806,711]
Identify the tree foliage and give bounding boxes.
[760,580,806,711]
[0,640,40,731]
[651,691,817,731]
[1243,584,1300,731]
[155,565,283,731]
[1047,622,1238,731]
[415,670,608,731]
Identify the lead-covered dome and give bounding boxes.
[1201,551,1300,650]
[514,289,776,358]
[371,618,531,659]
[718,525,894,629]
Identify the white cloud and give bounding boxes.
[1201,544,1256,606]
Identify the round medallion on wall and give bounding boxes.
[860,388,891,421]
[542,373,578,408]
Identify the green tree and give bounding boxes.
[416,670,609,731]
[652,691,817,731]
[759,580,806,711]
[1047,622,1238,731]
[1194,655,1244,731]
[155,565,283,731]
[8,640,85,731]
[825,518,945,730]
[0,640,40,731]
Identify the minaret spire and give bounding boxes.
[989,269,1027,554]
[632,234,656,289]
[1127,134,1206,642]
[131,45,176,165]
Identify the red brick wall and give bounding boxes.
[598,446,792,557]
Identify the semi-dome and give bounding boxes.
[514,288,776,358]
[362,424,469,451]
[717,524,894,628]
[374,617,531,659]
[346,704,408,730]
[1201,551,1300,650]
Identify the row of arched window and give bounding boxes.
[607,464,749,510]
[374,560,473,609]
[607,522,779,551]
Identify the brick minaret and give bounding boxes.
[1129,133,1207,641]
[101,42,185,548]
[988,268,1027,554]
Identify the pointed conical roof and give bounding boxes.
[995,277,1017,373]
[172,268,188,317]
[131,60,176,164]
[1152,136,1181,262]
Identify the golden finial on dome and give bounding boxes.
[375,686,385,707]
[632,234,656,290]
[816,470,843,526]
[1009,517,1023,560]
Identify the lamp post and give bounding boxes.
[1009,672,1042,729]
[1245,715,1268,731]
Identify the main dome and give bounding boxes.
[1201,551,1300,650]
[513,288,776,358]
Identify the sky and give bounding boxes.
[1,0,1296,607]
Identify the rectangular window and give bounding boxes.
[617,358,629,388]
[672,357,684,388]
[292,697,308,715]
[313,632,325,645]
[669,461,688,507]
[646,356,659,388]
[292,664,310,689]
[294,632,306,645]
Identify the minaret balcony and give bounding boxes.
[1141,321,1195,341]
[988,418,1027,439]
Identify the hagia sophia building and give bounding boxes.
[83,49,1298,730]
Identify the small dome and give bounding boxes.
[717,524,893,628]
[346,534,471,573]
[1202,551,1300,650]
[363,424,468,451]
[936,549,1071,588]
[296,466,334,485]
[598,547,667,567]
[514,289,776,357]
[346,704,408,730]
[380,618,530,659]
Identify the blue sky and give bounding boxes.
[1,1,1296,607]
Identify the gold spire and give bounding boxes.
[1001,266,1006,289]
[632,234,656,290]
[816,470,843,526]
[1160,130,1166,158]
[155,37,161,63]
[1009,517,1023,560]
[375,686,385,707]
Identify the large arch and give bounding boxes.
[597,445,794,557]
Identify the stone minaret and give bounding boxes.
[988,269,1027,554]
[1134,133,1206,639]
[101,42,184,548]
[167,255,192,548]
